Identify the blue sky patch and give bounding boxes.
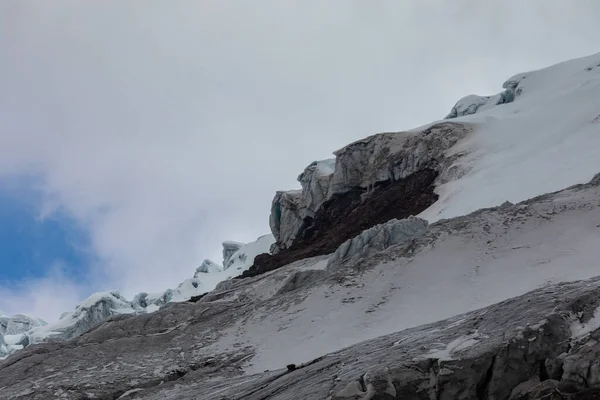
[0,180,93,284]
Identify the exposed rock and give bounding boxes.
[270,159,336,254]
[269,189,305,252]
[222,241,243,267]
[297,158,336,216]
[244,168,438,278]
[269,122,471,253]
[328,121,471,195]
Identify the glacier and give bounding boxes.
[0,233,273,359]
[2,52,600,399]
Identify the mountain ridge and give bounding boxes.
[1,51,600,399]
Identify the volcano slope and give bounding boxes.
[2,173,600,399]
[3,53,600,400]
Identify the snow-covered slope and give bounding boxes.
[421,52,600,222]
[0,233,274,358]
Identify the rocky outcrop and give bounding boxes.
[269,122,471,254]
[244,168,438,278]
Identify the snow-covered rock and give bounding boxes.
[222,241,243,267]
[269,189,304,252]
[270,159,336,253]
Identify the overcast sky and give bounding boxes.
[1,1,599,321]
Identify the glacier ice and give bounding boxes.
[195,259,223,275]
[2,233,274,356]
[222,241,243,267]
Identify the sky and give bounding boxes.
[1,1,599,322]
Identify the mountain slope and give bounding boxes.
[1,52,600,399]
[1,169,600,399]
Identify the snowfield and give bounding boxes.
[421,52,600,222]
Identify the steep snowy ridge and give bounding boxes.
[0,234,273,359]
[2,52,600,399]
[265,51,600,268]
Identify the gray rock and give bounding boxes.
[329,122,471,195]
[270,122,472,251]
[297,158,336,217]
[269,189,305,251]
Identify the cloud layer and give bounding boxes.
[1,1,600,320]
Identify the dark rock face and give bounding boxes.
[241,168,438,278]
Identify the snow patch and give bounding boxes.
[571,307,600,340]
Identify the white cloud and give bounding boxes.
[1,1,600,321]
[0,263,90,322]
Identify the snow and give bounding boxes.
[421,52,600,223]
[1,233,275,353]
[223,234,275,272]
[420,331,486,361]
[171,278,206,303]
[209,184,600,373]
[314,158,335,176]
[571,306,600,340]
